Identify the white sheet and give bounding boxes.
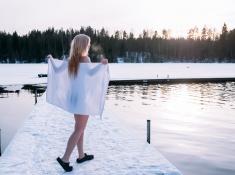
[46,58,110,118]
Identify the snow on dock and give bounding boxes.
[0,93,182,175]
[1,63,235,86]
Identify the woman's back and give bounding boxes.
[80,56,91,63]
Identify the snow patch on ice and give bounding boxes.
[1,63,235,85]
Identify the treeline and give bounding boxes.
[0,23,234,63]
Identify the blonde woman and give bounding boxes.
[57,34,108,172]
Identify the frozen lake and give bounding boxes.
[0,63,235,175]
[0,63,235,85]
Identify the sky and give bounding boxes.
[0,0,234,37]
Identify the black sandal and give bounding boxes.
[56,157,73,172]
[76,153,94,163]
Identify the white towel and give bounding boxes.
[46,58,110,118]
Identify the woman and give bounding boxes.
[56,34,108,172]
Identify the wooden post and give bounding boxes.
[147,120,151,144]
[167,74,170,82]
[35,89,37,104]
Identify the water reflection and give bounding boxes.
[0,84,46,153]
[106,82,235,175]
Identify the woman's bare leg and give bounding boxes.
[61,114,89,162]
[77,132,85,159]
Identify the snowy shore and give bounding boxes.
[0,93,182,175]
[1,63,235,86]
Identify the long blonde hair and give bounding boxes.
[68,34,90,78]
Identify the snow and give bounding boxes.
[109,63,235,80]
[0,93,182,175]
[1,63,235,85]
[0,63,47,86]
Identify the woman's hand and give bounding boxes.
[101,58,108,64]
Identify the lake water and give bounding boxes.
[0,82,235,175]
[0,85,46,153]
[105,82,235,175]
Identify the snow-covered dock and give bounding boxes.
[0,93,182,175]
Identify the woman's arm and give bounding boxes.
[87,56,108,76]
[49,57,67,72]
[100,55,108,64]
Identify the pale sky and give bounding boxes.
[0,0,234,37]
